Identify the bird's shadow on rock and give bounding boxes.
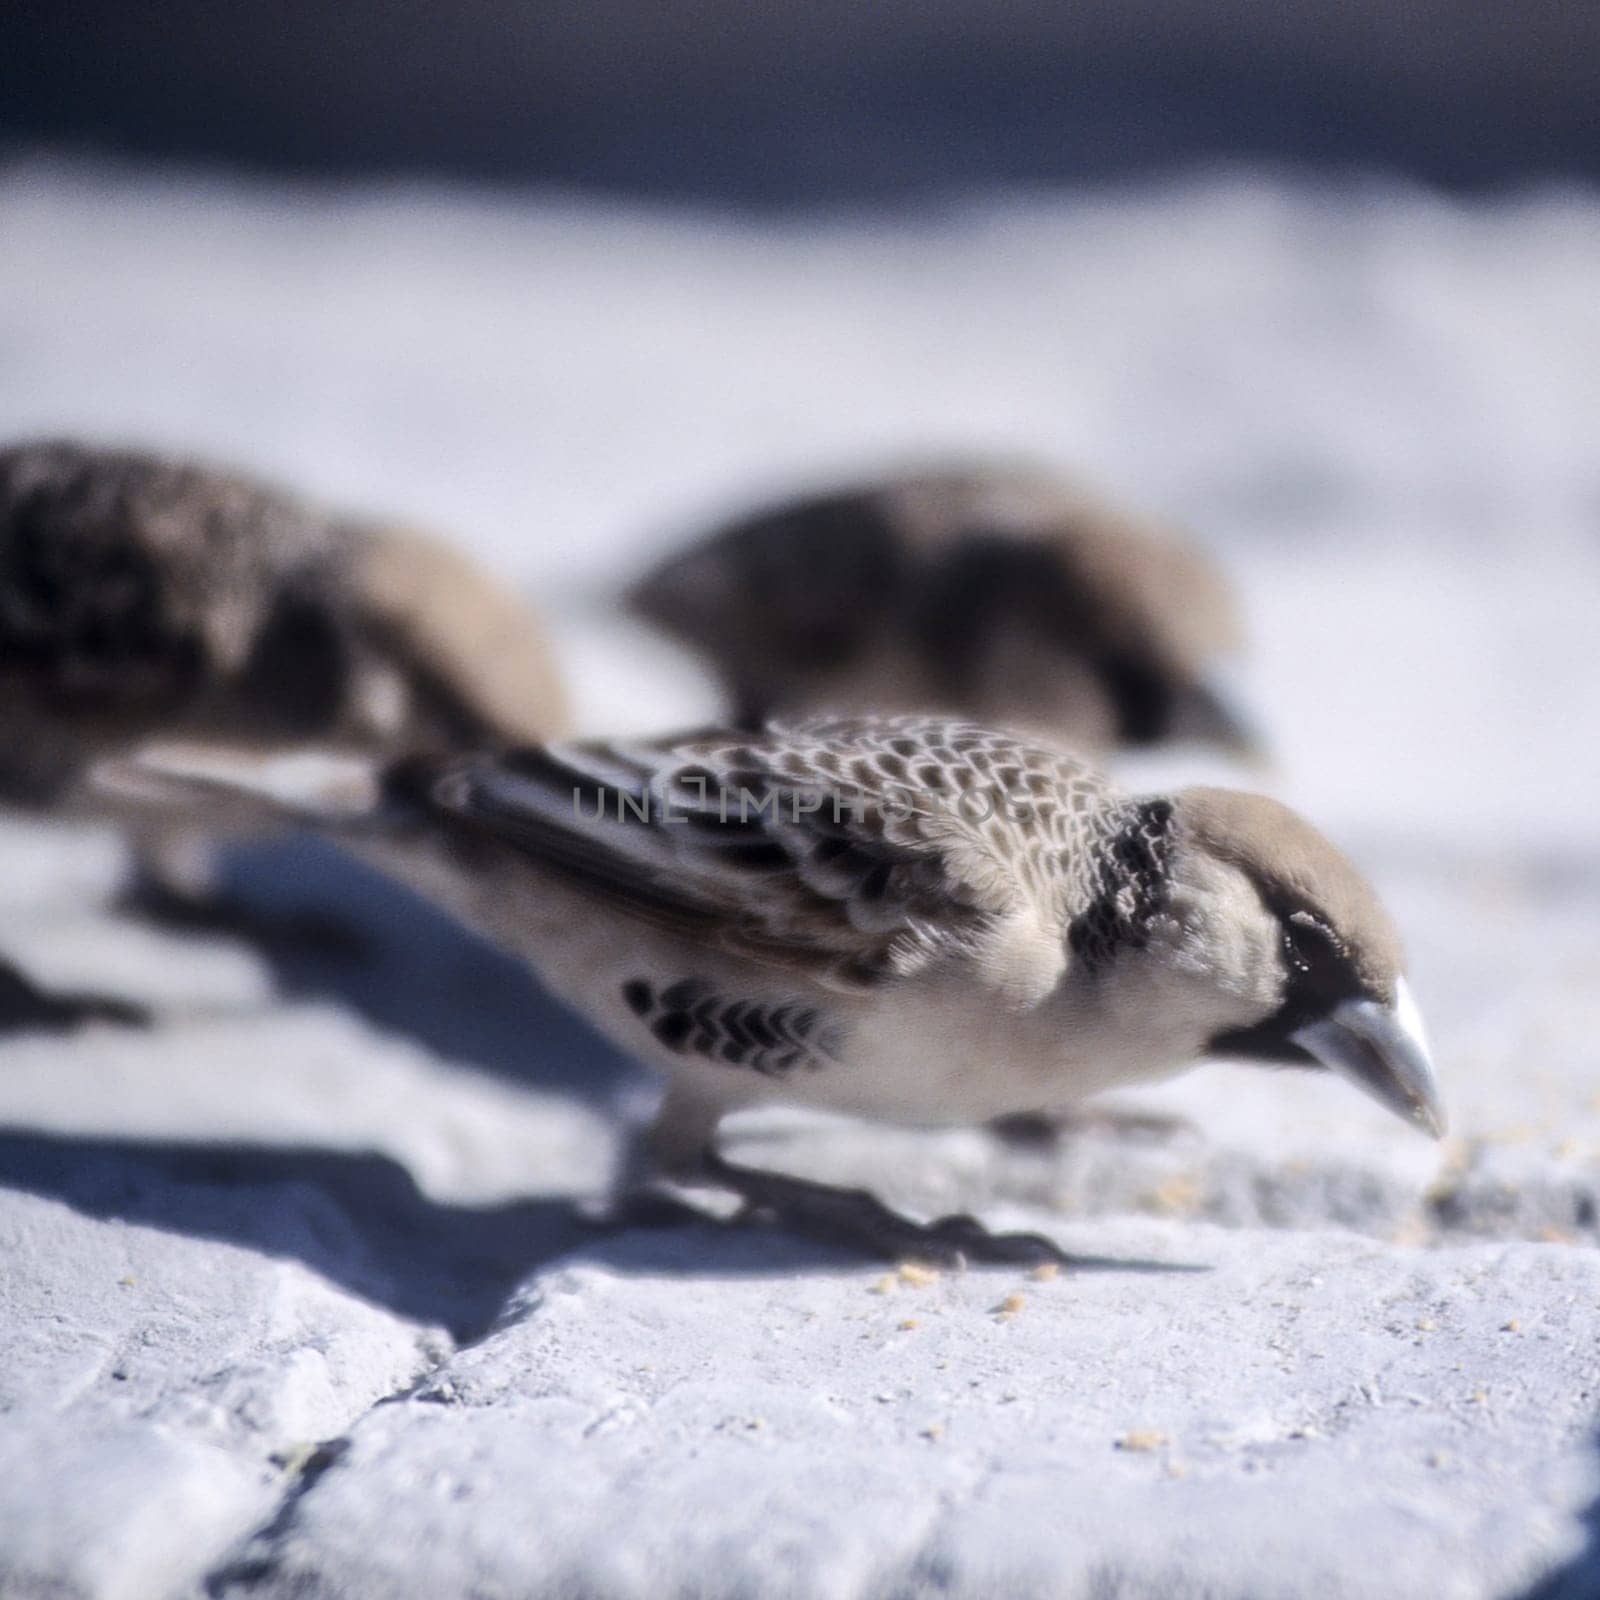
[0,1128,592,1341]
[0,1129,1199,1342]
[0,1128,903,1339]
[208,834,644,1110]
[0,955,149,1035]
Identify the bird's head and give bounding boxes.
[1047,513,1265,763]
[1165,785,1444,1137]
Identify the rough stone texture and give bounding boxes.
[0,1185,441,1600]
[0,162,1597,1598]
[216,1223,1600,1600]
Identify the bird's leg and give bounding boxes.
[597,1083,742,1228]
[604,1086,1069,1266]
[0,956,148,1033]
[699,1149,1071,1269]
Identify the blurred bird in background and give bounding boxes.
[0,438,567,1025]
[628,462,1260,761]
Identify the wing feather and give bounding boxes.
[429,714,1121,1003]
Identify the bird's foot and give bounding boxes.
[701,1151,1069,1268]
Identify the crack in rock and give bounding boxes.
[202,1350,463,1597]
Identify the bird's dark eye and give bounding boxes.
[1283,910,1344,983]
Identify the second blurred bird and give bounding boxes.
[629,461,1261,762]
[0,439,567,1020]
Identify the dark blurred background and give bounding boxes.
[5,0,1596,199]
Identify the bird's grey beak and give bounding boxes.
[1292,978,1446,1138]
[1171,677,1269,767]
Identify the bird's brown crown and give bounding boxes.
[1173,786,1403,1001]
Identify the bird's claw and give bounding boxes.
[702,1152,1069,1268]
[921,1211,1069,1266]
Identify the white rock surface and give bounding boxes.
[0,160,1597,1598]
[0,1184,440,1600]
[213,1222,1600,1600]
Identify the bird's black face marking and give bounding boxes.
[1281,910,1365,1006]
[1208,904,1374,1065]
[620,979,839,1077]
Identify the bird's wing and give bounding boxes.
[429,713,1125,1005]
